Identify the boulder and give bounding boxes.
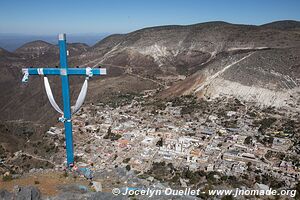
[91,181,102,192]
[16,186,41,200]
[0,189,13,200]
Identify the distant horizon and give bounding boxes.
[0,19,299,52]
[0,32,111,51]
[0,19,299,36]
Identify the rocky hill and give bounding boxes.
[161,47,300,108]
[76,21,300,76]
[1,20,300,121]
[261,20,300,30]
[72,20,300,108]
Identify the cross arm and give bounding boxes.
[22,67,107,82]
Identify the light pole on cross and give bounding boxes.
[21,33,107,167]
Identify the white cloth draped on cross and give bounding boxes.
[43,76,89,115]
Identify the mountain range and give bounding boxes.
[0,20,299,125]
[0,33,109,51]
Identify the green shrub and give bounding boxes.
[2,174,12,182]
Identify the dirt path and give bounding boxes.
[194,53,254,93]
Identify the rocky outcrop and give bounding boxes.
[0,186,41,200]
[162,47,300,108]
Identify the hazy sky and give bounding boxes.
[0,0,300,35]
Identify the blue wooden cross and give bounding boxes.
[21,33,107,167]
